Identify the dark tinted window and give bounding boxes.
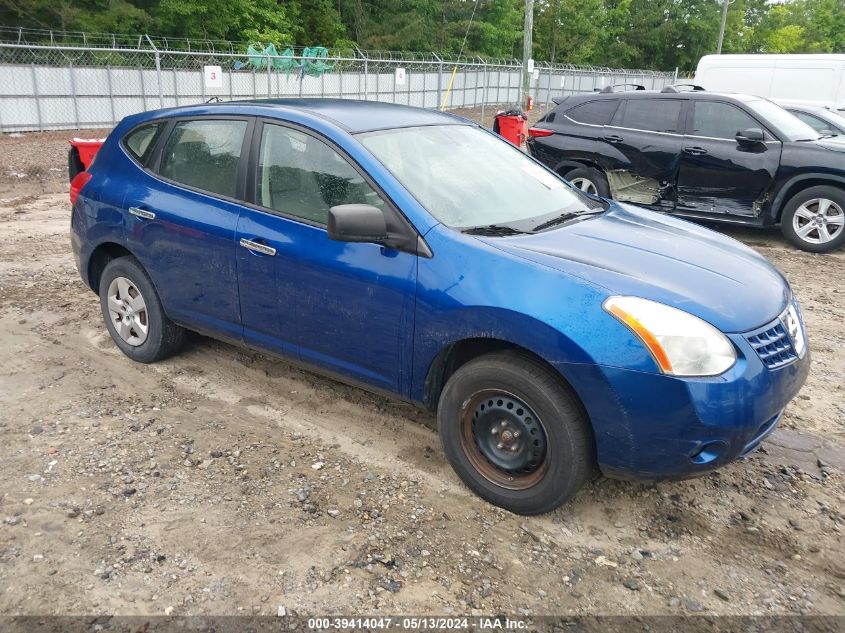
[567,100,619,125]
[158,119,247,198]
[615,99,682,133]
[124,124,162,163]
[691,102,759,139]
[257,124,385,225]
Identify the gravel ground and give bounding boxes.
[0,119,843,619]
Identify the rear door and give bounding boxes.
[677,100,781,218]
[599,97,685,199]
[122,117,251,340]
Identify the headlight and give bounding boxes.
[604,296,736,376]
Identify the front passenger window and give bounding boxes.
[256,124,385,225]
[158,119,247,198]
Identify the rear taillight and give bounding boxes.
[527,127,554,138]
[69,171,92,206]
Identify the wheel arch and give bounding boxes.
[86,241,138,294]
[422,337,589,420]
[553,159,605,178]
[770,173,845,221]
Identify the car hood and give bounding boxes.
[481,203,790,333]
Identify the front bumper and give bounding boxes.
[558,328,811,481]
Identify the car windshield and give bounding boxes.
[358,125,604,231]
[746,99,821,141]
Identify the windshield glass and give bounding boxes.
[746,99,820,141]
[358,125,603,231]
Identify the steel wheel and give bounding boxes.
[791,198,845,245]
[106,276,149,346]
[460,389,550,491]
[570,177,598,195]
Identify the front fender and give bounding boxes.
[770,172,845,220]
[410,225,656,402]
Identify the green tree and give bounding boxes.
[154,0,298,43]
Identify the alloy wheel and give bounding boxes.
[570,178,598,195]
[106,276,149,346]
[792,198,845,245]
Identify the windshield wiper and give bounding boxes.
[462,224,529,236]
[531,209,600,232]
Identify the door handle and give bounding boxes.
[603,134,623,143]
[683,146,708,156]
[128,206,155,220]
[239,238,276,256]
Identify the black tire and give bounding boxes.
[564,166,610,198]
[437,351,594,515]
[780,185,845,253]
[98,257,184,363]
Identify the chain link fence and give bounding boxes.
[0,33,678,133]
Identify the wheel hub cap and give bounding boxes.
[106,276,149,347]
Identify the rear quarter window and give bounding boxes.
[123,124,163,164]
[566,100,619,125]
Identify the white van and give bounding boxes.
[694,54,845,111]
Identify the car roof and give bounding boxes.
[136,98,472,134]
[561,90,762,105]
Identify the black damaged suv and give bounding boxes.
[527,85,845,252]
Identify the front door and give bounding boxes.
[239,121,417,393]
[677,100,782,217]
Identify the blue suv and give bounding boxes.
[70,99,810,515]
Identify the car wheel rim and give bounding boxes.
[570,177,598,195]
[107,276,149,346]
[460,390,549,491]
[792,198,844,244]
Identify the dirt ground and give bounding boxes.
[0,123,843,620]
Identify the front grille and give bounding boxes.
[746,321,797,369]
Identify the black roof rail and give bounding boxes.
[599,83,646,94]
[661,83,706,93]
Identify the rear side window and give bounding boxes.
[691,102,759,139]
[158,119,248,198]
[566,100,619,125]
[614,99,682,133]
[124,124,162,163]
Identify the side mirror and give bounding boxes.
[327,204,389,244]
[819,128,835,137]
[736,127,764,144]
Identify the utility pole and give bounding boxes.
[716,0,730,54]
[521,0,534,107]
